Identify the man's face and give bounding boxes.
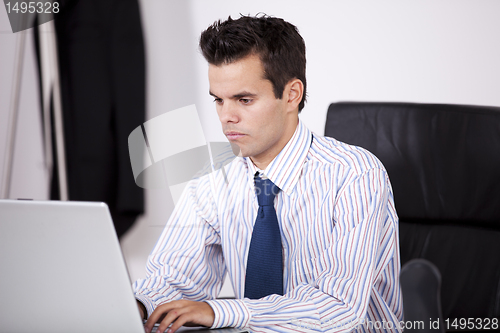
[208,54,296,169]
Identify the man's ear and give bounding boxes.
[285,79,304,112]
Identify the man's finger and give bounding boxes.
[145,303,176,333]
[156,308,186,333]
[167,313,194,333]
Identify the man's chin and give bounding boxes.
[229,142,244,157]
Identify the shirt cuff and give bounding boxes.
[135,293,156,319]
[205,299,251,328]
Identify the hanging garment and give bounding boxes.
[34,0,146,237]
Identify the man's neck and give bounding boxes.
[250,118,299,170]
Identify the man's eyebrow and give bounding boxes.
[209,91,257,99]
[233,92,257,99]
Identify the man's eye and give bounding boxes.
[240,99,252,104]
[213,98,223,104]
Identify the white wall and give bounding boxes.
[0,9,48,201]
[2,0,500,298]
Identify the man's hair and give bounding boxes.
[199,14,307,111]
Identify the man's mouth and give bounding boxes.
[225,131,246,140]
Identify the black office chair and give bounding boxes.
[401,259,445,332]
[325,102,500,330]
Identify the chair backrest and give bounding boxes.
[325,102,500,323]
[325,102,500,226]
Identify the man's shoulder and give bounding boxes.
[309,133,386,176]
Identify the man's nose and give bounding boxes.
[219,102,239,123]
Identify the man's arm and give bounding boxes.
[133,174,225,321]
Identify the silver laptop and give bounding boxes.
[0,200,246,333]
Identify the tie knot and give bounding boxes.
[254,177,280,206]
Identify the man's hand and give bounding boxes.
[137,300,146,320]
[144,300,215,333]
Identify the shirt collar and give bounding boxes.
[245,119,312,196]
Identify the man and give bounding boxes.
[134,15,403,333]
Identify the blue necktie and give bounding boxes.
[244,174,284,299]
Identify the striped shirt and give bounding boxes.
[133,120,403,332]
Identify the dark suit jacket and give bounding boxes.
[42,0,146,237]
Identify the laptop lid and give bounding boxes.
[0,200,144,333]
[0,200,248,333]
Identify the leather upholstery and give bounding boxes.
[325,102,500,324]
